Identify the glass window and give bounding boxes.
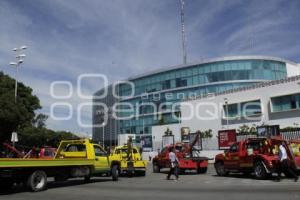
[271,93,300,112]
[187,69,193,76]
[192,67,198,75]
[192,76,199,85]
[229,143,239,153]
[218,63,225,71]
[204,66,210,73]
[199,66,204,74]
[94,146,107,157]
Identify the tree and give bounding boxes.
[0,72,41,142]
[159,116,166,125]
[18,127,79,148]
[197,129,213,138]
[32,113,48,128]
[237,124,257,135]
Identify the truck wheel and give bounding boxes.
[197,167,208,174]
[153,163,160,173]
[27,170,47,192]
[215,162,228,176]
[254,162,267,180]
[111,165,119,181]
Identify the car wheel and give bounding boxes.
[27,170,47,192]
[254,162,267,180]
[112,165,119,181]
[215,162,228,176]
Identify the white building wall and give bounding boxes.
[286,63,300,77]
[181,77,300,137]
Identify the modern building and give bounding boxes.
[92,85,119,146]
[92,56,300,146]
[152,75,300,153]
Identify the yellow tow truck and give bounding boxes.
[109,137,147,176]
[0,139,121,192]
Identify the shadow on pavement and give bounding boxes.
[211,173,289,182]
[0,178,111,195]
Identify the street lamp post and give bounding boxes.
[10,46,27,102]
[102,122,105,148]
[224,98,229,129]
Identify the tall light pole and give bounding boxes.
[224,98,229,129]
[10,46,27,102]
[102,122,105,148]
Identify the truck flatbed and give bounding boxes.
[0,158,95,168]
[0,139,121,192]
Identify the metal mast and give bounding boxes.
[180,0,187,64]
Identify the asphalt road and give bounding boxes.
[1,164,300,200]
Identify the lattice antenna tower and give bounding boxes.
[180,0,187,64]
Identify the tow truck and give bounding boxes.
[214,137,300,179]
[152,133,209,174]
[0,139,121,192]
[109,137,147,176]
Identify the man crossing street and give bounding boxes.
[167,147,179,181]
[277,142,298,182]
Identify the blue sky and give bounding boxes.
[0,0,299,136]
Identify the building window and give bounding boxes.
[176,78,187,87]
[162,80,171,90]
[224,100,261,119]
[271,93,300,112]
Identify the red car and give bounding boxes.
[152,143,209,174]
[214,138,300,179]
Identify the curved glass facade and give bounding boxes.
[118,59,287,135]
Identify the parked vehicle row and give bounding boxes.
[1,137,300,193]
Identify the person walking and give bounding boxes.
[167,147,179,181]
[277,142,298,182]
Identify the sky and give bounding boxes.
[0,0,299,137]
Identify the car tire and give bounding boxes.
[215,162,228,176]
[112,165,119,181]
[27,170,47,192]
[254,161,267,180]
[153,163,160,173]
